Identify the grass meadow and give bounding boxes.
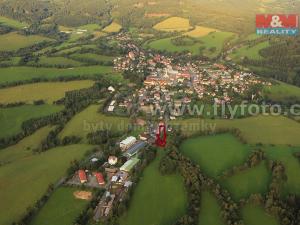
[242,204,280,225]
[230,41,270,60]
[70,53,114,63]
[119,151,187,225]
[0,32,52,51]
[59,104,130,141]
[0,16,27,29]
[30,187,90,225]
[185,26,219,37]
[221,162,271,200]
[0,104,63,138]
[198,191,225,225]
[264,81,300,102]
[0,66,123,85]
[0,144,94,225]
[0,80,94,104]
[171,115,300,146]
[102,22,122,33]
[180,134,251,178]
[35,56,83,67]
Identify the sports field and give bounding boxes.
[0,32,52,51]
[171,115,300,146]
[0,66,123,85]
[180,134,251,178]
[30,187,91,225]
[59,104,130,141]
[119,151,187,225]
[0,104,63,138]
[198,191,225,225]
[221,162,271,200]
[242,204,280,225]
[0,144,94,225]
[153,17,192,32]
[0,80,94,104]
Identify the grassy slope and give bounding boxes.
[0,32,52,51]
[221,162,271,200]
[264,81,300,102]
[0,104,63,139]
[102,22,122,33]
[0,80,95,104]
[0,144,94,225]
[171,115,300,146]
[180,134,251,178]
[119,151,187,225]
[70,53,114,63]
[36,56,83,67]
[30,187,90,225]
[242,204,280,225]
[264,146,300,196]
[198,191,225,225]
[147,31,234,58]
[0,126,54,165]
[230,41,270,60]
[59,104,129,141]
[0,16,27,29]
[153,17,191,32]
[0,66,123,85]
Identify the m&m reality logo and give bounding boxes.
[256,14,299,36]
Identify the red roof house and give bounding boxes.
[95,172,105,186]
[78,170,87,184]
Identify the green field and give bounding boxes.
[0,66,123,85]
[0,32,52,51]
[70,53,114,63]
[0,80,94,104]
[0,144,93,225]
[230,41,270,60]
[242,204,280,225]
[171,115,300,146]
[0,16,28,29]
[264,81,300,102]
[0,57,21,66]
[198,191,225,225]
[180,134,251,178]
[34,56,83,67]
[0,126,54,165]
[119,151,187,225]
[147,31,234,58]
[264,146,300,196]
[0,104,63,138]
[30,187,90,225]
[59,104,129,141]
[221,162,271,200]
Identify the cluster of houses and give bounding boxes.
[72,134,149,222]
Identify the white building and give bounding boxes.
[120,136,136,151]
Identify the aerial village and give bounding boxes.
[110,35,272,119]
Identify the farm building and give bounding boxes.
[123,141,147,158]
[120,136,137,151]
[120,158,140,173]
[95,172,105,186]
[78,170,88,184]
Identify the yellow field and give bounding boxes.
[153,17,192,32]
[0,80,94,104]
[102,22,122,33]
[185,26,219,37]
